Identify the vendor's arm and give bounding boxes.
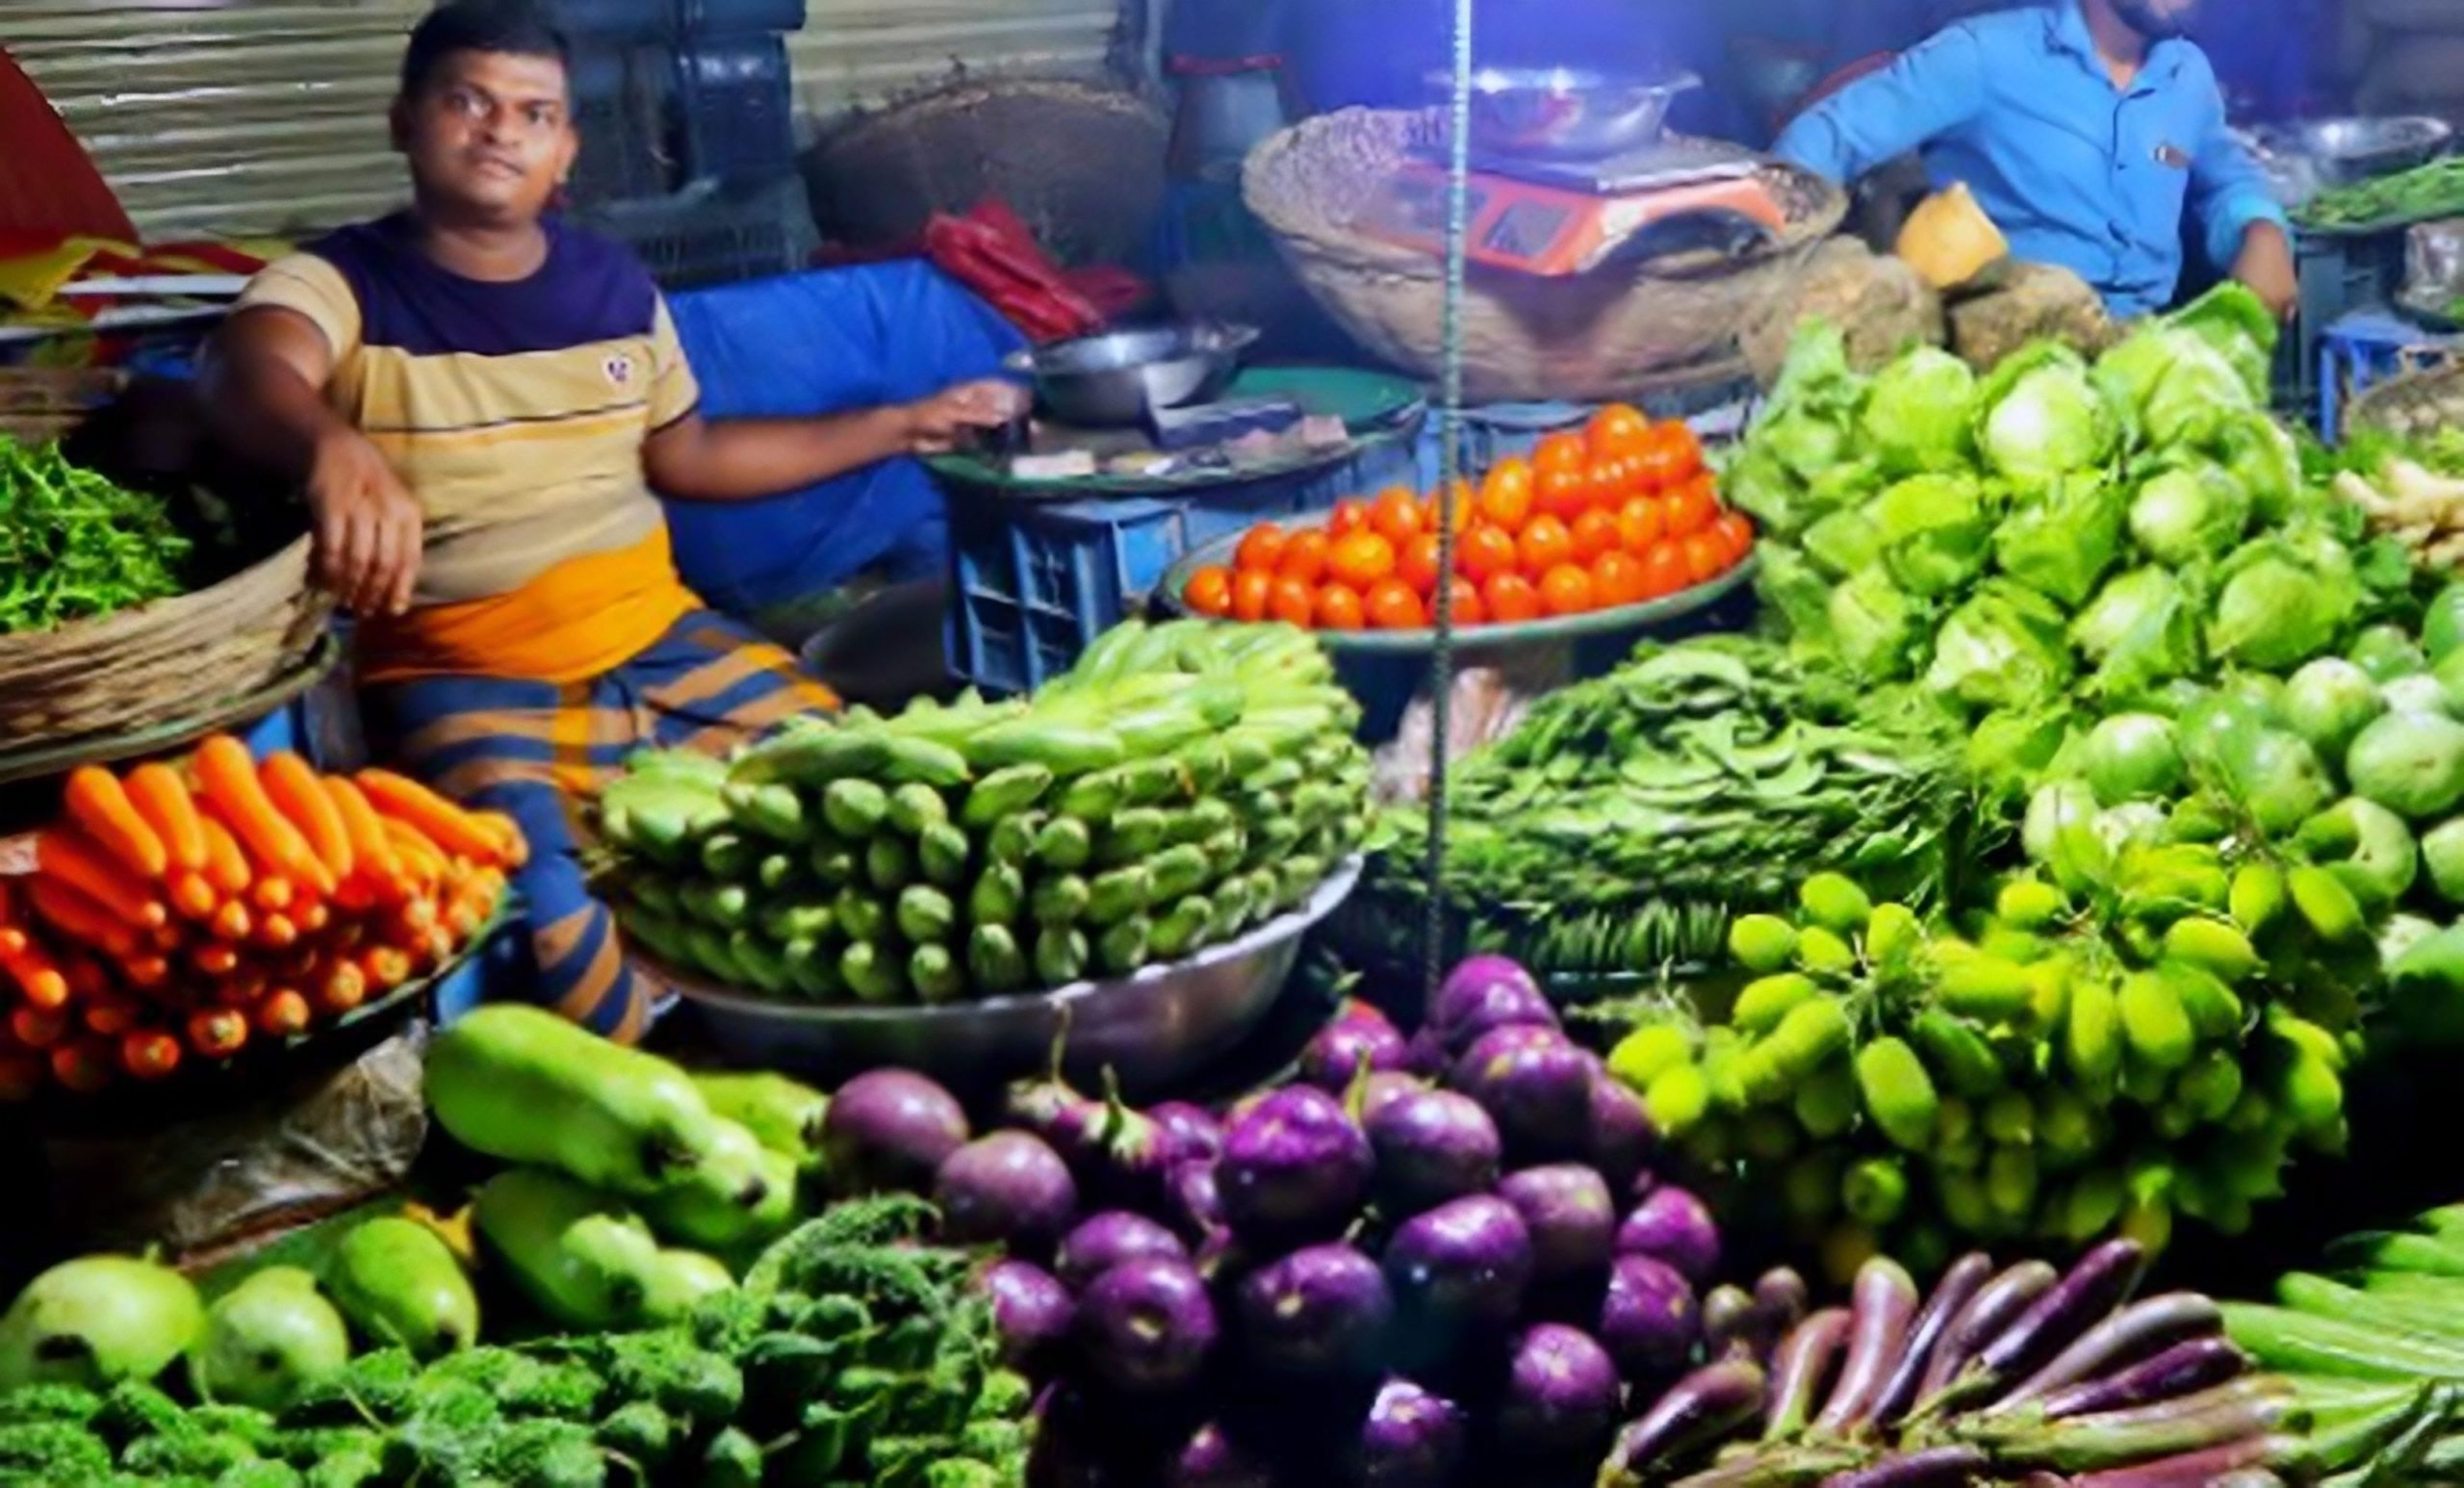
[2188,94,2297,320]
[1768,23,1988,184]
[200,266,424,618]
[639,299,1020,501]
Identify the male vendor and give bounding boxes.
[202,0,1018,1039]
[1772,0,2297,321]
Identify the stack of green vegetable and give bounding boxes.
[599,619,1371,1004]
[2223,1202,2464,1483]
[1353,636,1965,981]
[0,432,192,634]
[2295,155,2464,231]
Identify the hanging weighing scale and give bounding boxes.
[1357,126,1789,277]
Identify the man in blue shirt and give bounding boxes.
[1772,0,2295,321]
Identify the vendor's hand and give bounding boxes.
[2232,221,2298,323]
[902,380,1026,455]
[306,427,423,617]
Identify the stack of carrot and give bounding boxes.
[0,734,526,1098]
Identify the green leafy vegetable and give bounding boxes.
[1974,344,2118,485]
[1994,474,2125,606]
[0,434,192,634]
[1861,346,1978,475]
[1925,579,2074,710]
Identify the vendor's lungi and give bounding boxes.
[360,610,837,1040]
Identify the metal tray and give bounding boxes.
[663,858,1362,1097]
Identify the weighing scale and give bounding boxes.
[1356,136,1789,277]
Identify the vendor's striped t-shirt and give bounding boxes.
[236,214,701,608]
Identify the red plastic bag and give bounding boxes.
[917,197,1152,343]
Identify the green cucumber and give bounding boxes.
[833,887,887,945]
[969,864,1027,928]
[1169,738,1234,794]
[821,779,889,838]
[1034,927,1090,987]
[725,782,811,843]
[1243,758,1304,796]
[909,943,967,1005]
[617,904,691,966]
[886,783,950,835]
[628,874,681,919]
[1218,731,1277,776]
[1276,855,1329,911]
[683,924,749,985]
[879,736,971,789]
[1147,844,1213,904]
[917,823,972,888]
[1095,808,1169,866]
[988,811,1044,870]
[1206,878,1254,943]
[1250,816,1305,859]
[961,764,1055,828]
[962,721,1127,776]
[841,940,907,1004]
[729,932,793,996]
[864,835,915,893]
[895,885,958,945]
[1200,829,1248,882]
[967,925,1029,996]
[758,902,836,944]
[1108,705,1210,756]
[699,832,757,882]
[1088,864,1155,929]
[1118,756,1194,807]
[1032,874,1091,930]
[1186,797,1240,842]
[1097,916,1153,978]
[1151,895,1213,961]
[1034,817,1095,872]
[806,840,859,888]
[755,853,801,893]
[783,938,843,1001]
[1058,769,1129,821]
[702,883,753,929]
[732,726,891,788]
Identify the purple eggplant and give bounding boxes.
[1162,1160,1226,1245]
[1497,1322,1623,1457]
[1235,1244,1394,1379]
[1580,1058,1658,1188]
[1764,1307,1851,1439]
[1350,1377,1469,1487]
[1871,1252,1992,1428]
[1168,1421,1276,1488]
[1957,1241,2147,1404]
[977,1259,1075,1373]
[1753,1268,1810,1338]
[1359,1070,1426,1125]
[1431,954,1547,1025]
[1992,1293,2224,1413]
[2040,1337,2249,1421]
[1005,1070,1091,1141]
[1702,1286,1758,1360]
[1049,1074,1179,1208]
[1616,1186,1722,1287]
[1599,1253,1701,1382]
[1403,1027,1450,1079]
[819,1068,970,1193]
[2066,1439,2301,1487]
[935,1131,1079,1250]
[1057,1211,1191,1292]
[1149,1101,1224,1164]
[1385,1193,1535,1341]
[1433,983,1559,1060]
[1075,1257,1219,1394]
[1817,1445,1992,1486]
[1299,1011,1411,1092]
[1600,1357,1767,1483]
[1916,1259,2058,1402]
[1452,1025,1595,1162]
[1219,1086,1373,1244]
[1367,1089,1502,1218]
[1810,1257,1918,1435]
[1498,1165,1617,1285]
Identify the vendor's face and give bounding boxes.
[391,49,577,225]
[2107,0,2198,38]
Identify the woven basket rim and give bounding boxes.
[814,76,1167,154]
[0,531,314,668]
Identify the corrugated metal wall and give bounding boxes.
[9,0,1126,241]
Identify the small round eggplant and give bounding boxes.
[1049,1079,1179,1209]
[1350,1377,1469,1487]
[819,1068,970,1193]
[936,1131,1079,1250]
[977,1259,1074,1373]
[1385,1193,1536,1347]
[1499,1165,1618,1286]
[1368,1089,1502,1218]
[1431,973,1558,1058]
[1219,1086,1373,1244]
[1360,1070,1428,1125]
[1616,1186,1722,1288]
[1057,1211,1191,1292]
[1167,1421,1277,1488]
[1149,1101,1225,1164]
[1076,1257,1219,1394]
[1299,1011,1411,1092]
[1452,1025,1594,1163]
[1162,1160,1227,1246]
[1579,1057,1658,1188]
[1598,1253,1700,1382]
[1497,1323,1622,1458]
[1235,1243,1394,1380]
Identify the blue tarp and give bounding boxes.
[661,261,1025,614]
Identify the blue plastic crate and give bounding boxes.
[676,0,808,35]
[671,35,796,183]
[943,441,1421,695]
[2295,228,2406,419]
[2318,310,2457,443]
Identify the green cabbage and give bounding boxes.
[1994,475,2125,607]
[1755,543,1837,652]
[1874,474,1994,598]
[2077,713,2186,806]
[1827,564,1929,681]
[2072,568,2185,661]
[2212,410,2302,526]
[2347,708,2464,822]
[2139,335,2255,450]
[1861,346,1978,475]
[1965,705,2081,807]
[2210,724,2334,836]
[2296,797,2421,909]
[1976,344,2118,485]
[2165,281,2278,401]
[2282,657,2387,763]
[2127,465,2250,567]
[1802,507,1885,579]
[1925,579,2074,711]
[2208,535,2360,674]
[1722,446,1808,538]
[2070,566,2202,704]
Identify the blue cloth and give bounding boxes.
[1771,0,2288,317]
[659,262,1025,613]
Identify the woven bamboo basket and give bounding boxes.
[1244,110,1848,404]
[0,371,332,748]
[2345,358,2464,440]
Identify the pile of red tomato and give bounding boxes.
[1180,406,1755,631]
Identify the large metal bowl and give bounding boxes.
[1005,322,1258,427]
[1434,67,1702,162]
[2289,115,2452,185]
[668,858,1360,1097]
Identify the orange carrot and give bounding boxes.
[25,879,139,959]
[34,828,167,929]
[49,1038,114,1093]
[120,956,170,992]
[250,877,297,914]
[194,736,332,894]
[119,1030,182,1081]
[209,899,253,944]
[0,1052,42,1102]
[382,820,448,885]
[126,763,207,873]
[473,810,529,868]
[251,913,300,953]
[190,942,241,979]
[82,997,142,1038]
[167,870,219,921]
[63,766,167,880]
[295,901,331,936]
[10,1006,67,1049]
[216,969,268,1007]
[315,960,369,1015]
[361,945,413,992]
[57,953,110,1004]
[322,776,398,882]
[186,1007,250,1059]
[255,989,311,1039]
[0,940,69,1013]
[393,895,441,939]
[359,768,502,862]
[196,816,254,896]
[261,753,353,885]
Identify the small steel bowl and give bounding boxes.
[1005,322,1258,428]
[1433,66,1702,162]
[2292,115,2452,185]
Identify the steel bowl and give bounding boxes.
[2290,115,2452,185]
[668,858,1360,1097]
[1433,67,1702,162]
[1005,322,1258,428]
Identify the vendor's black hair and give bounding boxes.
[401,1,571,96]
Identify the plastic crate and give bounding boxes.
[943,441,1421,695]
[573,173,817,290]
[670,35,796,183]
[565,43,672,206]
[2319,310,2458,443]
[676,0,808,36]
[2295,227,2406,417]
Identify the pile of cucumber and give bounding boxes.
[599,620,1371,1005]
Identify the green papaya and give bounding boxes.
[0,1254,203,1391]
[425,1006,728,1195]
[322,1217,479,1358]
[188,1267,351,1412]
[471,1169,666,1331]
[637,1120,801,1252]
[689,1071,828,1166]
[642,1250,737,1324]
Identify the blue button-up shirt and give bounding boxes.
[1771,0,2288,317]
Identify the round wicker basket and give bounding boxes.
[1243,109,1848,403]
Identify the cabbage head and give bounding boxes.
[2212,410,2302,526]
[2073,568,2185,661]
[2071,566,2202,705]
[1827,564,1931,682]
[1754,543,1835,650]
[1722,445,1808,538]
[2127,464,2250,567]
[1925,579,2074,711]
[2166,281,2278,400]
[1976,344,2118,486]
[1965,705,2080,807]
[1803,506,1885,579]
[2208,535,2361,674]
[2138,334,2255,449]
[1861,346,1978,475]
[1874,474,1994,598]
[1994,475,2125,607]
